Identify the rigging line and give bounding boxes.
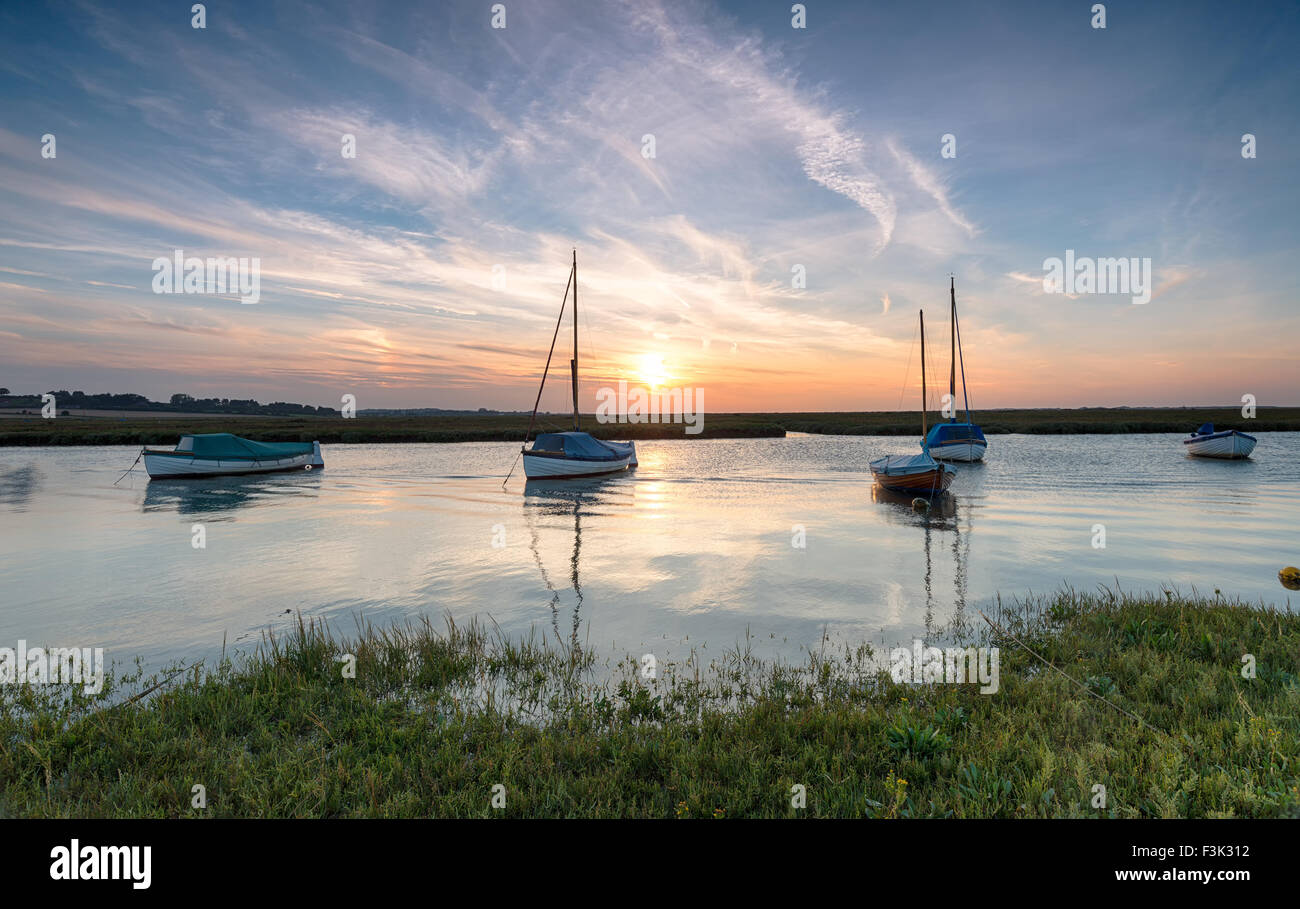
[506,263,573,487]
[524,265,573,445]
[955,302,973,419]
[922,320,939,416]
[897,319,917,414]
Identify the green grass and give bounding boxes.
[0,412,784,446]
[2,590,1297,817]
[1,406,1296,446]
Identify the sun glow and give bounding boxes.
[638,353,669,389]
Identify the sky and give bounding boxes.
[1,0,1297,412]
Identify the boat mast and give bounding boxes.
[952,276,971,423]
[949,277,957,424]
[920,309,927,441]
[570,249,579,431]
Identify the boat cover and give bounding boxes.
[871,449,941,474]
[529,432,624,461]
[1194,423,1215,435]
[925,422,986,447]
[173,433,314,459]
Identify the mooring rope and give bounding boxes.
[977,609,1168,738]
[113,449,143,486]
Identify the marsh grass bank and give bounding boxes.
[2,407,1297,446]
[2,591,1297,818]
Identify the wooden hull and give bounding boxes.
[869,453,956,494]
[522,452,631,479]
[870,467,955,494]
[1184,431,1256,459]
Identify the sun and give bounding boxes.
[638,353,669,389]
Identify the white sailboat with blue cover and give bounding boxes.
[925,277,987,462]
[520,251,636,480]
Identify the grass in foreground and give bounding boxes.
[2,590,1297,818]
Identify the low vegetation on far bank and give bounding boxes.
[2,590,1297,818]
[1,406,1297,446]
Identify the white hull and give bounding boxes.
[522,453,631,479]
[145,442,324,478]
[929,441,987,462]
[1184,433,1256,459]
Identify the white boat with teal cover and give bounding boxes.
[143,433,324,479]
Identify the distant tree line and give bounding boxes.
[0,389,339,416]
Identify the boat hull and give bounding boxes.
[1183,431,1256,459]
[144,441,324,479]
[600,440,637,467]
[869,467,955,494]
[929,439,987,462]
[522,452,631,479]
[869,453,956,495]
[144,452,319,479]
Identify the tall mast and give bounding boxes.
[570,249,579,431]
[949,277,956,424]
[953,276,971,423]
[920,309,927,440]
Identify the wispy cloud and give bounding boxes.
[0,0,1296,408]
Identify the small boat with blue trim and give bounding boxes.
[925,277,986,462]
[524,432,634,479]
[143,433,324,479]
[1183,423,1257,459]
[519,251,636,481]
[871,308,956,495]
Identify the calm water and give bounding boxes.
[1,434,1297,676]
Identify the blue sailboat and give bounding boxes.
[924,277,987,462]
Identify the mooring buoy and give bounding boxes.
[1280,567,1300,590]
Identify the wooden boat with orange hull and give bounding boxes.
[869,452,956,493]
[870,307,957,496]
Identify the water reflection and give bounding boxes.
[522,481,634,650]
[871,485,959,526]
[142,473,322,515]
[871,486,972,639]
[3,434,1297,682]
[0,463,40,511]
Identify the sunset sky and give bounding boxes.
[1,0,1297,412]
